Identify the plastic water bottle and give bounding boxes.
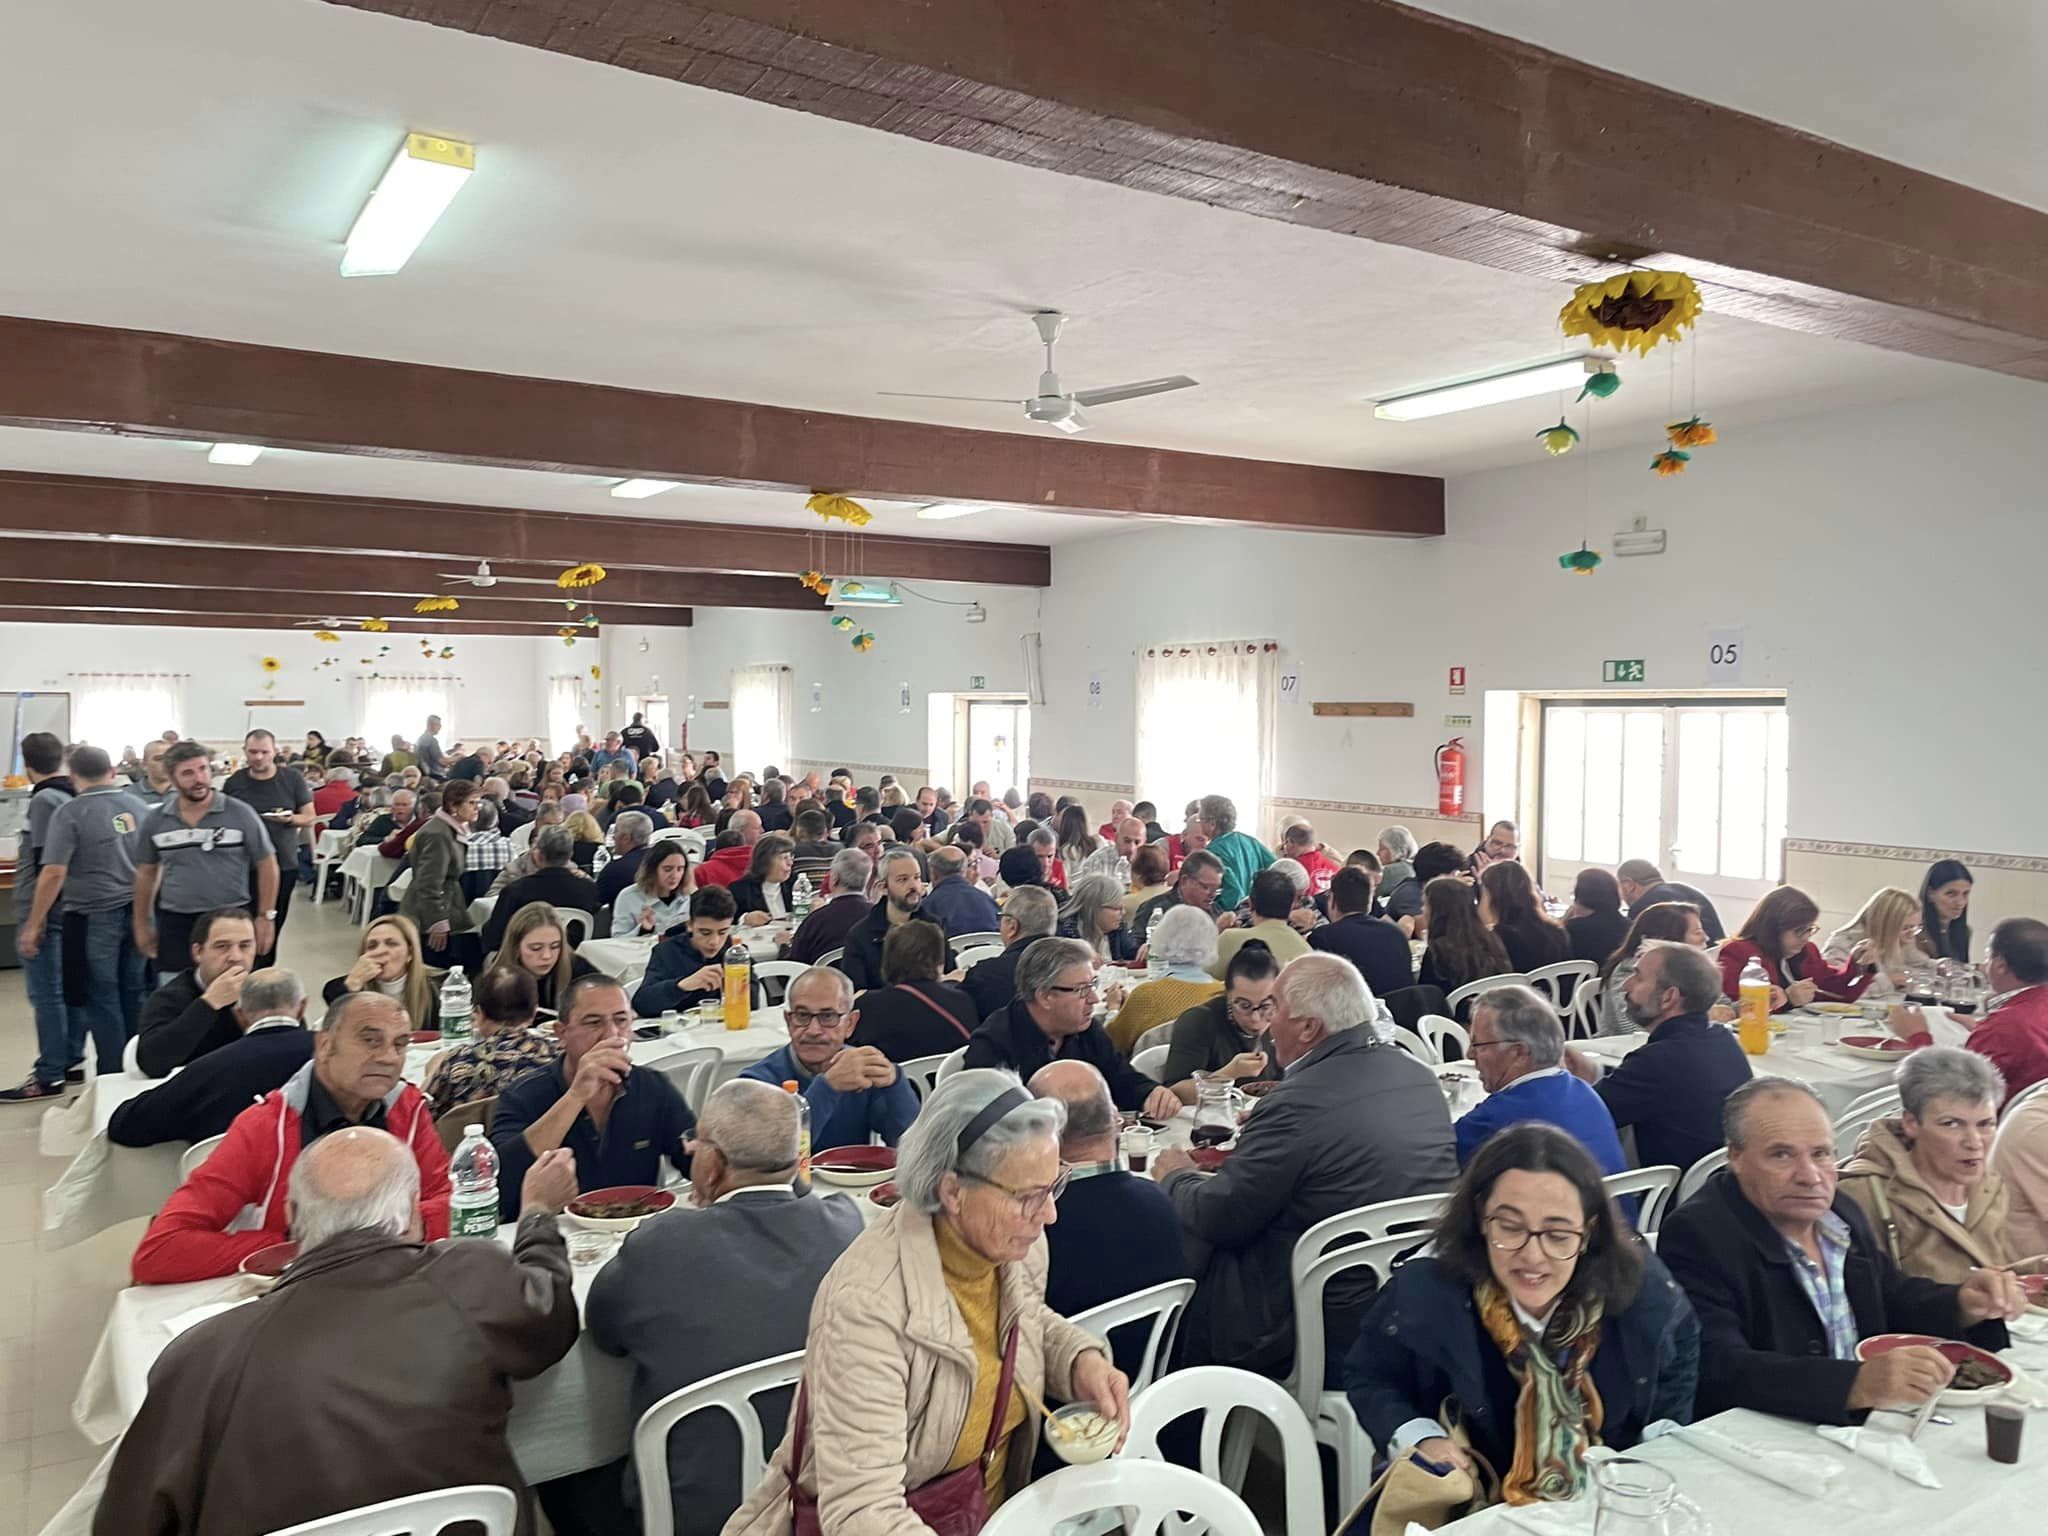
[723,940,752,1032]
[1114,855,1132,890]
[437,968,472,1041]
[784,1079,811,1193]
[1737,956,1772,1056]
[1146,908,1166,978]
[449,1124,499,1237]
[791,873,815,921]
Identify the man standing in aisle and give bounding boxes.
[133,741,278,971]
[12,746,150,1095]
[0,733,75,1102]
[414,713,448,780]
[618,712,660,760]
[225,730,313,969]
[1195,795,1272,912]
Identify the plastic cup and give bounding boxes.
[1986,1401,2024,1464]
[1119,1127,1153,1174]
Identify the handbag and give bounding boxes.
[1336,1401,1499,1536]
[787,1324,1020,1536]
[903,983,977,1043]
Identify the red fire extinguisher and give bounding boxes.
[1435,737,1466,818]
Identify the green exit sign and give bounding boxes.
[1602,659,1646,683]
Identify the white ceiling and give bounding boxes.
[1405,0,2046,213]
[0,0,2000,537]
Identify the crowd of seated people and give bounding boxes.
[19,723,2048,1533]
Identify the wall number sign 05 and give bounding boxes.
[1706,626,1745,682]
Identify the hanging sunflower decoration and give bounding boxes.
[1650,449,1691,478]
[806,492,873,527]
[260,656,283,674]
[589,665,602,681]
[1535,419,1580,457]
[360,617,390,633]
[797,569,829,594]
[556,563,606,590]
[414,595,460,614]
[1560,271,1702,357]
[851,631,875,652]
[1557,543,1604,576]
[1666,415,1717,449]
[312,630,341,643]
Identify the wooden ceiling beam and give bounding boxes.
[0,324,1440,544]
[328,0,2048,380]
[0,580,694,628]
[0,606,615,637]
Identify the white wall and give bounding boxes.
[0,623,551,749]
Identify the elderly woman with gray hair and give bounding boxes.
[1058,871,1141,964]
[725,1069,1129,1535]
[1104,904,1224,1054]
[1838,1046,2048,1285]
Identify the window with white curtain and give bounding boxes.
[1135,641,1277,841]
[729,664,792,776]
[361,677,452,756]
[71,673,186,751]
[547,675,585,755]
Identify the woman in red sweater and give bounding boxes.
[1719,885,1876,1004]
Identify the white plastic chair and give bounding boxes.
[1835,1086,1902,1160]
[817,946,847,972]
[955,944,1005,972]
[311,836,346,906]
[1676,1146,1730,1207]
[1131,1045,1170,1081]
[386,868,414,904]
[559,908,593,947]
[1527,959,1597,1009]
[951,930,1004,952]
[751,959,810,1005]
[1126,1366,1324,1536]
[631,1351,804,1536]
[980,1460,1260,1536]
[1131,1021,1176,1058]
[1418,1014,1470,1063]
[1444,973,1531,1013]
[651,1046,724,1113]
[264,1484,517,1535]
[1602,1165,1682,1236]
[122,1034,143,1076]
[1566,976,1605,1039]
[1069,1279,1196,1393]
[180,1133,228,1181]
[899,1053,951,1101]
[934,1045,968,1083]
[1388,1025,1437,1065]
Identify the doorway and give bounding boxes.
[626,694,672,753]
[954,696,1030,800]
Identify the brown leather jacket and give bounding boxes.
[94,1213,579,1536]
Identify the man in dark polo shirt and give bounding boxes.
[490,975,694,1219]
[133,741,278,972]
[224,730,313,969]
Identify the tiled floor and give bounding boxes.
[0,893,368,1534]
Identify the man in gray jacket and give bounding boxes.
[1153,952,1457,1379]
[587,1079,864,1533]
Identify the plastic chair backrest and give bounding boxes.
[899,1053,951,1101]
[951,931,1004,951]
[956,945,1005,971]
[935,1045,968,1082]
[1069,1279,1196,1393]
[1601,1164,1681,1235]
[263,1484,518,1536]
[631,1352,805,1536]
[559,908,592,947]
[1527,959,1597,1007]
[1444,973,1531,1012]
[180,1133,228,1182]
[434,1096,496,1157]
[1130,1044,1170,1080]
[1835,1087,1902,1160]
[1418,1013,1470,1063]
[751,960,809,1005]
[1288,1195,1449,1408]
[817,946,847,972]
[1125,1365,1324,1536]
[1131,1021,1175,1058]
[1676,1146,1730,1206]
[650,1046,724,1113]
[1388,1025,1436,1064]
[979,1459,1261,1536]
[122,1034,143,1076]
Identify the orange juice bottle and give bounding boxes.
[722,940,751,1032]
[1737,957,1772,1055]
[784,1079,811,1192]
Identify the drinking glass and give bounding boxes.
[1590,1458,1708,1536]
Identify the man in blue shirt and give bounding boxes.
[741,967,917,1149]
[490,974,693,1218]
[1456,985,1625,1173]
[916,846,1002,939]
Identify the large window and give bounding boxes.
[547,675,585,755]
[1135,641,1277,840]
[72,673,185,751]
[729,665,792,776]
[1542,700,1788,908]
[362,677,452,756]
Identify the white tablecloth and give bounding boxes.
[1577,1013,1899,1118]
[579,926,784,990]
[42,1071,186,1249]
[339,845,398,921]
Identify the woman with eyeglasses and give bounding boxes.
[1159,938,1284,1103]
[1718,885,1876,1005]
[726,1069,1131,1535]
[1346,1123,1699,1510]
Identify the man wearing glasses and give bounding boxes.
[1454,985,1625,1172]
[740,968,919,1149]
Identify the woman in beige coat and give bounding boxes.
[723,1069,1129,1535]
[1839,1046,2047,1283]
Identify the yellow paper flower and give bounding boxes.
[414,595,460,613]
[556,563,607,590]
[312,630,340,643]
[1535,420,1580,457]
[1559,270,1703,356]
[1666,415,1718,448]
[590,665,602,681]
[562,636,577,647]
[798,569,828,593]
[557,627,578,640]
[852,631,875,652]
[360,618,390,633]
[830,614,856,632]
[806,492,873,527]
[260,656,283,674]
[439,646,455,659]
[1650,449,1692,477]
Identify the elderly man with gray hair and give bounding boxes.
[963,882,1061,1020]
[596,807,657,908]
[788,845,875,965]
[1376,825,1423,924]
[741,967,919,1149]
[1453,984,1626,1172]
[97,1128,581,1536]
[1152,952,1456,1376]
[109,967,317,1148]
[481,823,602,952]
[589,1080,864,1532]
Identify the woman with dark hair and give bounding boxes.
[675,782,715,830]
[301,730,330,769]
[1054,802,1100,871]
[1563,868,1629,965]
[1346,1124,1699,1506]
[1159,937,1285,1101]
[1419,876,1512,1003]
[1480,862,1573,974]
[1719,885,1875,1004]
[727,832,797,926]
[1918,858,1974,962]
[1594,902,1719,1035]
[850,919,982,1062]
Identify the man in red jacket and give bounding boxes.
[694,810,762,888]
[132,991,450,1284]
[1899,916,2048,1105]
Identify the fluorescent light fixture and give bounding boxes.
[610,479,682,500]
[826,579,902,607]
[340,132,476,278]
[207,443,264,466]
[1374,356,1610,421]
[916,502,994,521]
[1613,526,1668,557]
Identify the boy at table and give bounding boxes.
[629,884,765,1016]
[130,992,449,1284]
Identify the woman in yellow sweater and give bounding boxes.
[1105,904,1224,1055]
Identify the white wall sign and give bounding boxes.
[898,682,912,714]
[1444,712,1473,728]
[1086,672,1103,710]
[1278,669,1302,707]
[810,681,824,712]
[1706,627,1745,683]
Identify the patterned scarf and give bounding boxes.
[1475,1280,1606,1505]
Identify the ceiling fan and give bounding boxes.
[438,559,557,588]
[880,311,1198,435]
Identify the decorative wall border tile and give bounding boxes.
[1031,777,1136,796]
[1272,797,1482,826]
[1784,838,2048,875]
[792,758,932,780]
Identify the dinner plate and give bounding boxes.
[1854,1333,2014,1405]
[1809,1001,1866,1016]
[1833,1034,1917,1062]
[868,1180,901,1209]
[1189,1145,1231,1172]
[810,1145,896,1189]
[239,1240,299,1289]
[564,1185,675,1232]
